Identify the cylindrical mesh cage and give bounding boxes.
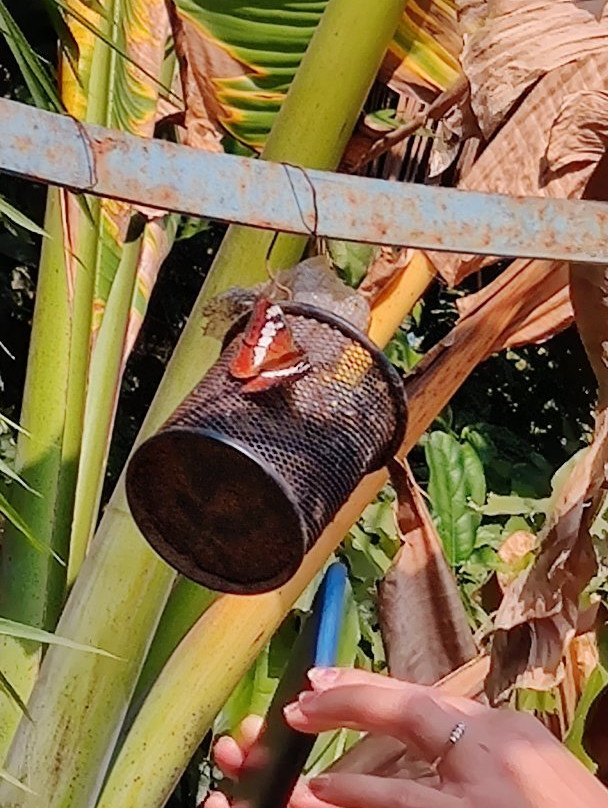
[126,303,406,594]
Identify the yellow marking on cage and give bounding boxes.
[331,342,374,387]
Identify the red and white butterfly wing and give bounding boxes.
[229,298,311,393]
[230,299,294,379]
[241,354,311,394]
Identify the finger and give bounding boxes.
[289,780,337,808]
[308,773,463,808]
[284,684,464,762]
[214,715,265,780]
[237,714,265,749]
[307,669,485,716]
[203,791,231,808]
[213,736,246,780]
[308,668,406,692]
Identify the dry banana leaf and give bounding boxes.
[380,459,477,684]
[457,0,608,138]
[486,261,608,704]
[427,52,608,285]
[454,260,573,352]
[358,248,413,303]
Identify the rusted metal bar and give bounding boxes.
[1,97,607,263]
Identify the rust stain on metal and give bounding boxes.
[14,136,32,152]
[1,97,608,264]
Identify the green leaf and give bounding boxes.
[326,241,376,288]
[0,0,63,111]
[305,727,360,778]
[360,496,396,538]
[0,764,35,794]
[0,412,28,435]
[0,457,40,496]
[366,108,402,130]
[0,197,49,238]
[72,0,106,16]
[385,328,424,373]
[0,489,64,564]
[565,665,608,771]
[465,544,501,573]
[51,0,178,109]
[477,493,549,518]
[516,688,559,715]
[335,582,361,668]
[503,515,534,536]
[474,523,503,549]
[0,669,32,720]
[173,0,460,149]
[349,528,393,577]
[213,636,282,735]
[425,431,486,564]
[0,618,119,658]
[461,423,553,498]
[0,619,117,718]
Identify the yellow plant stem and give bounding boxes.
[368,252,436,346]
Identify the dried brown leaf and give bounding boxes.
[458,0,608,138]
[167,6,233,152]
[358,248,413,304]
[126,0,172,138]
[580,642,608,781]
[380,4,463,101]
[404,258,564,446]
[486,411,607,704]
[570,263,608,407]
[426,53,608,286]
[342,77,471,176]
[545,91,608,176]
[484,254,608,706]
[380,460,477,684]
[341,90,427,179]
[496,530,537,591]
[454,261,573,352]
[556,630,600,737]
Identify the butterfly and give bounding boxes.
[229,297,311,394]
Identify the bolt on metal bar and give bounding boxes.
[1,97,607,264]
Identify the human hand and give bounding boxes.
[206,667,608,808]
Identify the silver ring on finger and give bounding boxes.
[430,720,466,773]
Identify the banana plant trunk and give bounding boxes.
[0,0,172,755]
[0,0,405,804]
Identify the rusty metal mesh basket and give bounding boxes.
[126,303,406,594]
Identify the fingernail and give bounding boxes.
[297,690,316,708]
[283,701,299,716]
[309,775,331,795]
[308,667,339,688]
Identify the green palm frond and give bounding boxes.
[173,0,460,149]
